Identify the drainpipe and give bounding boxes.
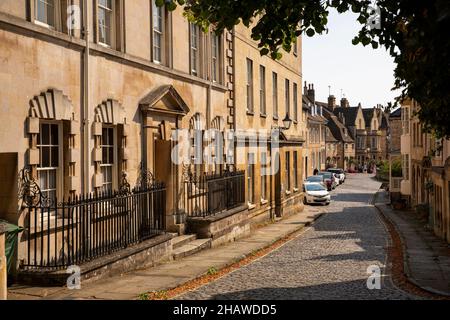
[81,0,90,194]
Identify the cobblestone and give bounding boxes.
[179,175,420,300]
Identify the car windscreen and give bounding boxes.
[319,172,332,179]
[305,184,326,191]
[307,176,323,182]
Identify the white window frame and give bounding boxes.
[259,65,266,116]
[34,0,60,30]
[272,72,278,119]
[293,82,298,122]
[285,79,290,117]
[100,125,118,192]
[151,0,165,64]
[246,58,254,114]
[97,0,116,48]
[37,121,63,202]
[211,32,221,83]
[190,23,201,76]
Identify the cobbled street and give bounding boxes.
[179,174,420,300]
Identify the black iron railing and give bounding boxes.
[21,183,166,271]
[184,169,245,217]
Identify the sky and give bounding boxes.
[302,10,400,108]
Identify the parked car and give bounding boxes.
[328,168,345,183]
[303,182,331,205]
[332,173,340,186]
[318,172,336,191]
[305,175,326,188]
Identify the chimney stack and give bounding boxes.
[328,95,336,110]
[307,83,315,103]
[340,97,349,108]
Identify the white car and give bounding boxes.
[303,182,331,205]
[333,173,340,186]
[328,168,345,184]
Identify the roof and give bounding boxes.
[333,106,360,126]
[302,95,312,111]
[390,107,401,118]
[303,95,327,123]
[139,85,190,115]
[325,126,338,143]
[362,108,375,125]
[380,112,389,129]
[323,108,355,143]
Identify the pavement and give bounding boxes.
[374,191,450,296]
[178,174,418,300]
[8,194,326,300]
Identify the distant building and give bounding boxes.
[303,83,327,176]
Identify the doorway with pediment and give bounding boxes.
[140,85,190,233]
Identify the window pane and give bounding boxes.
[41,124,49,145]
[48,169,56,189]
[51,124,58,144]
[36,0,55,26]
[41,146,50,167]
[108,128,114,145]
[39,171,48,190]
[108,147,114,164]
[51,146,59,167]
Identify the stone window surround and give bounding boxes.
[92,99,129,191]
[27,88,79,197]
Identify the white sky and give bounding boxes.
[302,10,400,108]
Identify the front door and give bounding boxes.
[154,139,174,228]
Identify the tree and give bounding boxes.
[160,0,450,138]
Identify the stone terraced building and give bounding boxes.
[0,1,305,284]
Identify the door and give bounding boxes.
[154,140,173,224]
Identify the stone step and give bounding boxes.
[171,234,197,250]
[172,239,212,260]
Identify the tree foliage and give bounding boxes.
[162,0,450,138]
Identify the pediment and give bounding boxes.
[140,85,190,116]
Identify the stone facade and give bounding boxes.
[398,98,450,243]
[302,83,327,175]
[0,1,305,277]
[233,22,305,221]
[389,108,402,153]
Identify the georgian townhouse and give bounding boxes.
[0,1,304,283]
[398,99,450,243]
[234,21,305,220]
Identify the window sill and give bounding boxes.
[273,116,279,121]
[246,111,255,116]
[260,113,267,118]
[248,203,256,210]
[293,188,299,193]
[260,199,268,205]
[285,190,291,195]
